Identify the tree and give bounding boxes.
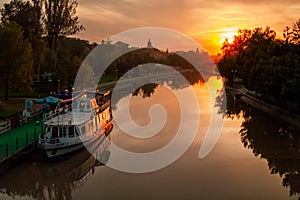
[55,37,95,87]
[43,0,84,71]
[221,29,252,56]
[1,0,45,77]
[284,19,300,45]
[0,22,33,100]
[218,21,300,113]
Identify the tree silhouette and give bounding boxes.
[218,21,300,113]
[0,22,33,100]
[44,0,84,71]
[1,0,45,77]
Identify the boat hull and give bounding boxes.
[39,133,110,159]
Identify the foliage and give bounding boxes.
[218,20,300,113]
[0,22,33,100]
[283,19,300,45]
[0,0,88,93]
[54,37,95,88]
[0,98,25,117]
[44,0,85,70]
[1,0,45,76]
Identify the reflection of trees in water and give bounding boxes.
[111,69,205,110]
[132,83,158,98]
[215,89,251,120]
[214,85,227,118]
[0,150,102,200]
[226,94,300,197]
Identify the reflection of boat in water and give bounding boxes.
[0,141,110,200]
[38,90,113,159]
[39,138,110,185]
[0,93,112,199]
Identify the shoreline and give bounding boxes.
[227,87,300,128]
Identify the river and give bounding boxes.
[0,76,299,200]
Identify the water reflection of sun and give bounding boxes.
[207,76,224,94]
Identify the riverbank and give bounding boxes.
[227,87,300,128]
[0,141,38,175]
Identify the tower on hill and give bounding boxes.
[147,38,153,48]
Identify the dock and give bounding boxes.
[0,118,43,168]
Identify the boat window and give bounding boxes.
[69,126,75,137]
[92,100,98,108]
[95,118,98,128]
[52,126,58,138]
[89,122,94,132]
[75,127,80,136]
[81,126,86,135]
[79,101,85,111]
[62,127,67,137]
[85,124,89,133]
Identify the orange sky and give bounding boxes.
[1,0,299,54]
[73,0,300,55]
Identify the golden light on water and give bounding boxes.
[206,76,224,94]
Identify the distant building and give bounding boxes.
[115,41,130,49]
[210,53,222,63]
[147,38,153,48]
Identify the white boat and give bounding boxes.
[38,91,113,159]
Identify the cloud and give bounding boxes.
[1,0,298,54]
[77,0,299,51]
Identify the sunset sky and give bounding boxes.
[1,0,300,54]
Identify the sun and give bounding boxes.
[220,28,238,44]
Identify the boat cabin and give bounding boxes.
[74,98,99,112]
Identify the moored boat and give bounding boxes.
[38,90,113,159]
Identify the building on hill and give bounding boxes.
[210,53,222,63]
[147,38,153,48]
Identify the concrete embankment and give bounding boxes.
[228,88,300,128]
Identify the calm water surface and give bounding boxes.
[1,78,299,199]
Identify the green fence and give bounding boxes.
[0,118,43,162]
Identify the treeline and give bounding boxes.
[84,40,205,88]
[0,0,207,101]
[0,0,87,99]
[218,19,300,113]
[106,46,194,75]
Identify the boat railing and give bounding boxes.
[43,98,110,123]
[43,104,72,122]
